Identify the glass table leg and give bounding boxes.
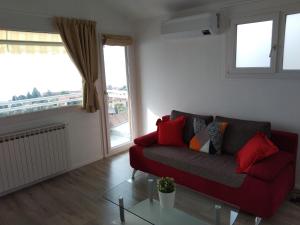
[215,205,221,225]
[230,210,238,225]
[148,179,154,203]
[119,196,125,222]
[131,169,137,180]
[255,217,262,225]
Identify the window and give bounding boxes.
[101,33,134,152]
[236,20,273,68]
[0,30,82,117]
[228,11,300,76]
[283,13,300,70]
[103,45,132,149]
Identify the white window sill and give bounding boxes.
[0,105,84,124]
[226,71,300,79]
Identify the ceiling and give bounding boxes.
[101,0,241,20]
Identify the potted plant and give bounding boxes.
[157,177,176,208]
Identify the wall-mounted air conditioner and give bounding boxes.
[161,13,220,38]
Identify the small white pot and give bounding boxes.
[158,190,175,208]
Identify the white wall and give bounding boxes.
[0,0,133,34]
[0,107,103,169]
[0,0,134,169]
[135,0,300,188]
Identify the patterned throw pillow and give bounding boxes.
[189,118,228,154]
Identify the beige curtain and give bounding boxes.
[102,34,133,46]
[54,17,100,113]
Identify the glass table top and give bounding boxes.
[103,173,240,225]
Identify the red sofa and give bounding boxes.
[129,129,298,218]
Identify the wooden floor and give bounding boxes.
[0,152,299,225]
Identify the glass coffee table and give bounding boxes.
[103,173,262,225]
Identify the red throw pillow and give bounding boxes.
[236,132,279,173]
[156,115,186,147]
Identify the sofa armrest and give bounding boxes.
[271,130,298,158]
[134,131,158,147]
[246,151,294,181]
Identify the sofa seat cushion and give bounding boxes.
[143,146,246,188]
[246,151,294,181]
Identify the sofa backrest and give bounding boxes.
[167,112,298,159]
[215,116,271,155]
[170,110,213,144]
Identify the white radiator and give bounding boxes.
[0,123,69,196]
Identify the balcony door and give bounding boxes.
[102,44,133,153]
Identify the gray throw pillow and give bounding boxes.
[215,116,271,155]
[170,110,213,144]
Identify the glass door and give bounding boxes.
[103,45,132,151]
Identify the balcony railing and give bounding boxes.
[0,92,82,116]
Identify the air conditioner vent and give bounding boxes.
[202,30,211,35]
[161,13,220,38]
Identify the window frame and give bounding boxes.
[228,13,280,75]
[100,41,137,157]
[0,29,84,118]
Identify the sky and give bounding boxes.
[236,13,300,69]
[103,45,128,88]
[283,13,300,70]
[236,20,273,68]
[0,45,128,102]
[0,48,82,101]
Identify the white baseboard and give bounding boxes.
[69,156,103,171]
[0,170,68,197]
[106,148,129,158]
[0,156,103,197]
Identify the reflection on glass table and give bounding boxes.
[103,174,254,225]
